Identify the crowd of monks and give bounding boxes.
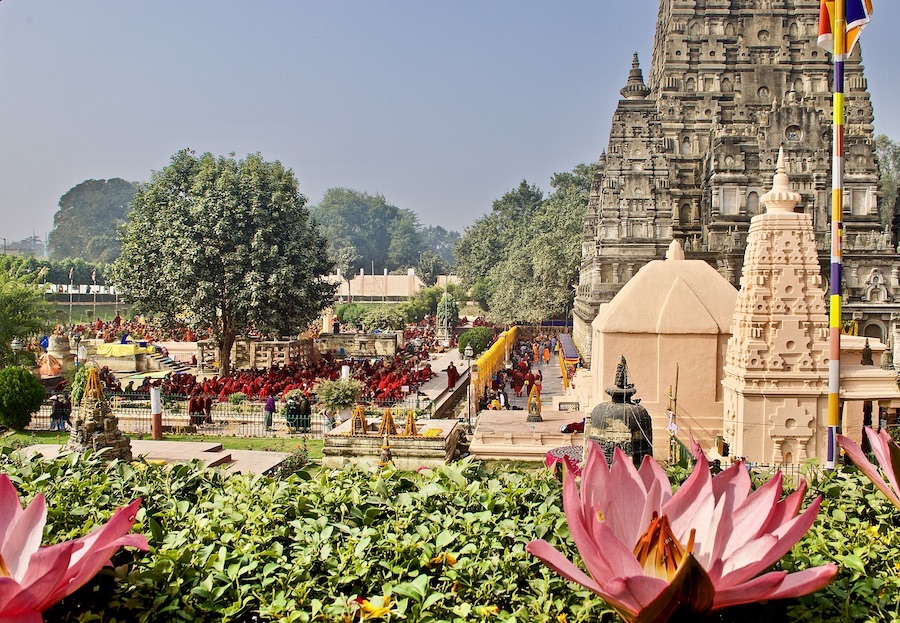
[120,349,437,405]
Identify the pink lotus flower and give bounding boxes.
[838,427,900,509]
[0,474,148,622]
[527,444,837,622]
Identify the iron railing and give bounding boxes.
[27,392,433,438]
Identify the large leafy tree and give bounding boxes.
[454,180,544,288]
[454,166,592,323]
[312,188,401,273]
[311,188,460,273]
[48,178,137,262]
[420,225,460,266]
[111,150,335,376]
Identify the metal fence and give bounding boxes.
[27,392,433,438]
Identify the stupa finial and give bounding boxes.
[760,146,801,214]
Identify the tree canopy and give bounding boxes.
[877,134,900,230]
[454,166,592,323]
[311,188,460,273]
[48,178,137,262]
[111,150,335,375]
[0,270,60,366]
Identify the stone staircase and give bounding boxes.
[148,351,193,375]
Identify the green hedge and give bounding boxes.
[1,449,898,622]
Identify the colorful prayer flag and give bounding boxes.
[818,0,873,55]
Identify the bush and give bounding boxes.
[0,366,46,429]
[361,305,406,332]
[458,326,493,356]
[0,450,896,622]
[336,303,368,330]
[228,392,247,405]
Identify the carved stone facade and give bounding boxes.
[722,149,829,463]
[574,0,893,363]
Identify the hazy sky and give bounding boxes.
[2,1,899,243]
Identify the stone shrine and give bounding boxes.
[722,147,830,463]
[574,0,892,364]
[64,366,133,460]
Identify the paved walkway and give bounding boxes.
[25,440,290,475]
[468,349,587,462]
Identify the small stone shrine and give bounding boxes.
[64,366,132,460]
[588,356,653,467]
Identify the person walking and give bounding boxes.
[445,362,460,389]
[264,395,276,431]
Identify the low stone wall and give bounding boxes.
[317,333,397,358]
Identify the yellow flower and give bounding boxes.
[425,552,457,568]
[557,614,569,623]
[359,595,392,619]
[476,605,499,616]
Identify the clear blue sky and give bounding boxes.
[2,1,898,244]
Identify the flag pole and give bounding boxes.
[826,0,846,471]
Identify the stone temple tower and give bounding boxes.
[722,148,829,464]
[574,0,891,364]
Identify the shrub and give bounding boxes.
[361,305,406,332]
[0,366,46,429]
[337,303,368,330]
[0,451,896,622]
[228,392,247,405]
[458,327,493,356]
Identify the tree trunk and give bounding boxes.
[219,315,235,377]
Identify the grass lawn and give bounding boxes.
[2,430,324,460]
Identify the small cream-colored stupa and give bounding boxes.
[589,240,738,457]
[723,148,900,463]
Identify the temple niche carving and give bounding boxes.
[574,0,895,364]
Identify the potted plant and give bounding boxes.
[314,378,363,424]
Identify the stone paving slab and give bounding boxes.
[25,440,289,475]
[224,449,292,475]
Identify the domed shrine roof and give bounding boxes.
[593,241,737,335]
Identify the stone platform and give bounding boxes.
[322,418,463,470]
[469,408,585,462]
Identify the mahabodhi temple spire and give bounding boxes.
[574,0,891,365]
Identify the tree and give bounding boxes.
[437,292,459,328]
[876,135,900,230]
[401,286,444,323]
[337,302,368,330]
[312,189,401,272]
[0,273,59,366]
[111,150,335,376]
[453,165,591,323]
[48,178,137,262]
[361,305,406,332]
[0,366,46,430]
[387,211,425,269]
[416,250,449,287]
[486,166,591,322]
[454,180,544,287]
[334,245,361,302]
[420,225,461,266]
[312,188,460,273]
